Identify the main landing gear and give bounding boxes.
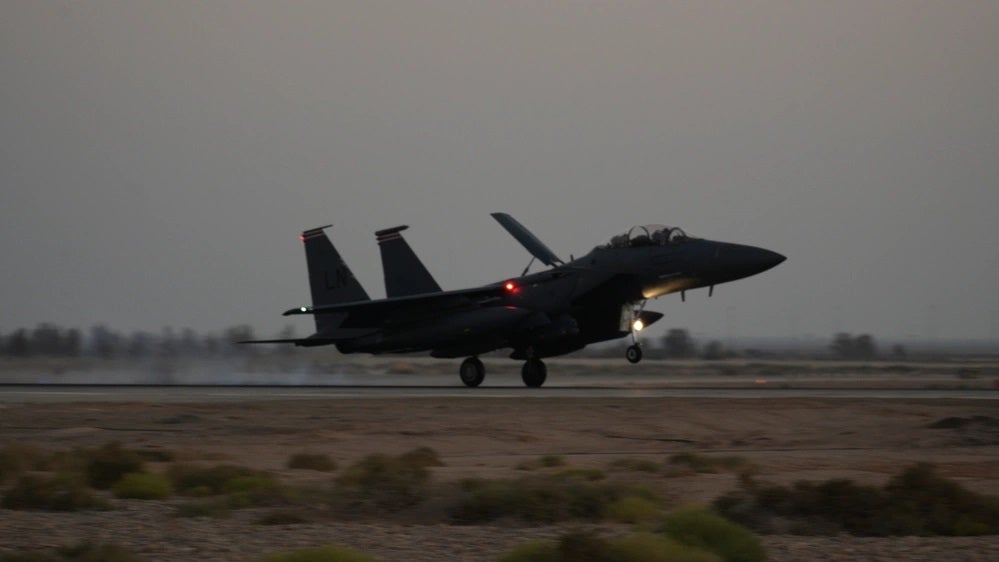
[521,358,547,388]
[459,357,485,388]
[458,356,548,388]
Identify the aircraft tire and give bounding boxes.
[521,358,547,388]
[459,357,485,387]
[626,345,643,364]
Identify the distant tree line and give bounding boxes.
[0,323,292,359]
[1,323,903,361]
[584,329,899,361]
[829,332,877,360]
[829,332,908,360]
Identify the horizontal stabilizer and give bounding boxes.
[491,212,563,266]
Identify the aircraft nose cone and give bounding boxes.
[753,247,786,272]
[714,243,786,281]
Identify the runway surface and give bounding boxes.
[1,375,994,402]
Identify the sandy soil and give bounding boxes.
[1,396,997,561]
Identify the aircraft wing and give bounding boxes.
[281,284,509,325]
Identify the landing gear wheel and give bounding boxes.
[459,357,485,387]
[521,358,547,388]
[626,345,643,364]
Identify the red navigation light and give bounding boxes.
[504,281,518,294]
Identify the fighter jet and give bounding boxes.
[244,213,784,387]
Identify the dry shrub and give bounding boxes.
[287,453,337,472]
[335,448,438,510]
[452,474,659,524]
[498,531,721,562]
[174,498,231,519]
[0,541,144,562]
[714,463,999,536]
[256,545,375,562]
[517,454,566,471]
[1,474,108,512]
[84,442,144,489]
[667,453,752,476]
[608,458,660,474]
[254,509,311,526]
[0,443,49,483]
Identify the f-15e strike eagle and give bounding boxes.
[244,213,784,387]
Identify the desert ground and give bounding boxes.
[1,375,997,562]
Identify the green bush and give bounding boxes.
[452,475,659,524]
[497,531,721,562]
[256,545,375,562]
[224,474,298,508]
[167,463,262,495]
[610,534,721,562]
[112,472,172,500]
[287,453,337,472]
[85,442,144,489]
[1,474,108,512]
[167,464,297,510]
[335,449,436,510]
[660,506,766,562]
[606,496,662,524]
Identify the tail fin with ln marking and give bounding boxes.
[301,225,369,333]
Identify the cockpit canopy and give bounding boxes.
[602,224,692,249]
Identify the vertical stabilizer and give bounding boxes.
[301,225,369,332]
[376,225,442,297]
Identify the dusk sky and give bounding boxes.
[2,2,997,343]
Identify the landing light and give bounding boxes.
[632,319,644,332]
[300,307,308,312]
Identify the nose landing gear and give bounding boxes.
[626,301,646,364]
[625,344,643,364]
